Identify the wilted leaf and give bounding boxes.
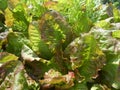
[0,31,8,50]
[40,69,75,89]
[8,0,20,10]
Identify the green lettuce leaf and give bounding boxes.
[0,60,29,90]
[70,82,88,90]
[0,0,7,11]
[112,30,120,39]
[38,10,75,50]
[21,45,51,80]
[28,21,53,59]
[113,8,120,22]
[64,34,106,82]
[0,60,21,85]
[90,28,120,54]
[90,27,120,89]
[6,32,30,56]
[13,67,28,90]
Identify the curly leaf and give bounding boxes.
[38,10,75,50]
[90,28,120,54]
[64,34,106,81]
[90,28,120,89]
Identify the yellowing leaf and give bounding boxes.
[8,0,20,9]
[5,8,14,27]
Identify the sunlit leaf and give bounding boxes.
[113,8,120,22]
[91,84,110,90]
[13,69,28,90]
[112,30,120,39]
[0,52,18,65]
[94,18,112,29]
[5,8,14,27]
[26,0,46,19]
[70,82,88,90]
[12,4,29,34]
[21,45,40,61]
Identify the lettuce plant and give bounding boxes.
[0,0,120,90]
